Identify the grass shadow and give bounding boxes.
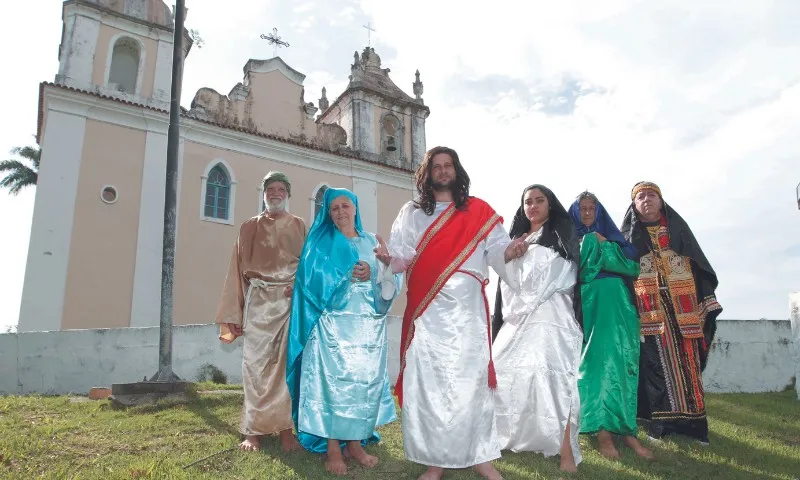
[708,393,800,445]
[186,396,240,437]
[123,394,240,438]
[497,449,655,480]
[702,428,800,478]
[619,431,800,480]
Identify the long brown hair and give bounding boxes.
[413,146,471,215]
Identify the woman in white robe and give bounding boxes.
[491,184,584,473]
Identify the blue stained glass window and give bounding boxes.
[204,165,230,219]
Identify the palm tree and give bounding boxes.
[0,144,40,195]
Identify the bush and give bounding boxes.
[196,364,228,384]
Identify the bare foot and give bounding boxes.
[597,430,620,460]
[623,435,654,460]
[559,423,578,473]
[559,460,578,473]
[473,461,503,480]
[324,456,348,476]
[239,435,261,452]
[325,439,347,476]
[417,466,445,480]
[279,429,301,452]
[344,441,379,468]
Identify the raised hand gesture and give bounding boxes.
[373,234,391,266]
[504,237,529,263]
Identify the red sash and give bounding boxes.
[394,197,502,407]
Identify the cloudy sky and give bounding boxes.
[1,0,799,332]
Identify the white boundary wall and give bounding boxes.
[0,318,795,396]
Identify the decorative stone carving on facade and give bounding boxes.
[413,70,424,102]
[318,87,329,112]
[185,49,427,167]
[84,0,174,28]
[303,102,318,119]
[348,47,419,105]
[189,87,253,130]
[318,123,348,148]
[228,82,249,102]
[187,56,348,152]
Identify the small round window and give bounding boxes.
[100,185,118,204]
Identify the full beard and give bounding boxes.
[431,178,454,192]
[265,199,287,214]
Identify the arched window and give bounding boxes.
[314,185,328,219]
[204,165,230,220]
[383,114,401,143]
[380,112,404,162]
[108,37,141,94]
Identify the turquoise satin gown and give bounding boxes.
[296,234,399,452]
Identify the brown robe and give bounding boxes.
[215,212,307,436]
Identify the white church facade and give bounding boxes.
[18,0,429,332]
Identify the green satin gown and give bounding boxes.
[577,233,641,436]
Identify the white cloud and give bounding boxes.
[360,0,800,319]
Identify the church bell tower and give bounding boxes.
[55,0,192,110]
[317,46,430,170]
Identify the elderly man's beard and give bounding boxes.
[265,198,287,213]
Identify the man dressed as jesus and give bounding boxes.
[380,146,528,480]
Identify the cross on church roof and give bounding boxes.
[363,22,375,47]
[260,28,290,58]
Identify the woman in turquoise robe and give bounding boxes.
[568,192,653,460]
[286,187,400,476]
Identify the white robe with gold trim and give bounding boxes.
[388,201,512,468]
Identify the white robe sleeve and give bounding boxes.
[499,230,531,295]
[387,202,418,274]
[485,222,514,286]
[375,260,403,300]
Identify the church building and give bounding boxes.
[18,0,429,332]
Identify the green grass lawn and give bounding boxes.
[1,385,798,479]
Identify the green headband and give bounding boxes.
[262,171,291,196]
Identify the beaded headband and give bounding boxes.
[631,181,662,201]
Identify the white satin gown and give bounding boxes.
[493,231,583,465]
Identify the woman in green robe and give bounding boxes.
[568,192,653,460]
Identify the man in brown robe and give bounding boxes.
[215,171,307,452]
